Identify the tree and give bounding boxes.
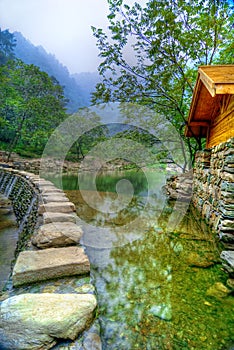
[92,0,234,167]
[0,59,67,159]
[49,108,108,162]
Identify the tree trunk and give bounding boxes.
[7,113,26,162]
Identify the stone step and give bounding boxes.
[42,195,70,203]
[39,202,76,214]
[12,246,90,287]
[0,293,97,350]
[32,222,83,248]
[41,187,64,194]
[43,212,77,224]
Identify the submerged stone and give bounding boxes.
[149,304,172,321]
[0,293,97,350]
[187,252,216,268]
[227,279,234,290]
[206,282,231,299]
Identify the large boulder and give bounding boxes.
[32,222,83,248]
[0,293,97,350]
[12,246,90,287]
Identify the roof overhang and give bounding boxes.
[185,65,234,138]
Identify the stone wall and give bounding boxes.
[163,138,234,275]
[0,167,101,350]
[0,168,39,254]
[192,137,234,244]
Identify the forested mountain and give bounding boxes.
[13,32,99,113]
[0,29,68,158]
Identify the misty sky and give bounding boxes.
[0,0,115,73]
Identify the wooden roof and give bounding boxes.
[185,65,234,137]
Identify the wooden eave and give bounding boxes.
[185,65,234,138]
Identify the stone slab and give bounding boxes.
[219,232,234,243]
[12,246,90,286]
[0,293,97,350]
[220,250,234,269]
[42,195,70,203]
[34,180,54,187]
[32,222,83,248]
[41,187,64,194]
[43,212,77,224]
[39,202,76,214]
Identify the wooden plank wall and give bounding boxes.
[207,95,234,148]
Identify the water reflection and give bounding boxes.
[63,171,166,248]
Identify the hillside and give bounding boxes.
[13,32,99,113]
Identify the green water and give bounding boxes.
[49,171,233,350]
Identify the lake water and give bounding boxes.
[38,170,234,349]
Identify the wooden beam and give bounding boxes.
[189,121,210,127]
[216,84,234,95]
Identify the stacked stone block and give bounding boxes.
[192,138,234,243]
[0,169,39,254]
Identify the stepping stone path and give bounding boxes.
[0,171,99,350]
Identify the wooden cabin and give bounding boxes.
[185,65,234,148]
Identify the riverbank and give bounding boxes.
[0,150,181,174]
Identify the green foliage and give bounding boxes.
[92,0,234,166]
[0,58,67,158]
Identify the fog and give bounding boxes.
[0,0,145,73]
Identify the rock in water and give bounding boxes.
[12,246,90,287]
[149,304,172,321]
[206,282,231,299]
[32,222,83,248]
[0,293,97,350]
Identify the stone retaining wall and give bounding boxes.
[0,167,100,350]
[192,138,234,275]
[192,138,234,244]
[0,168,39,254]
[163,138,234,275]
